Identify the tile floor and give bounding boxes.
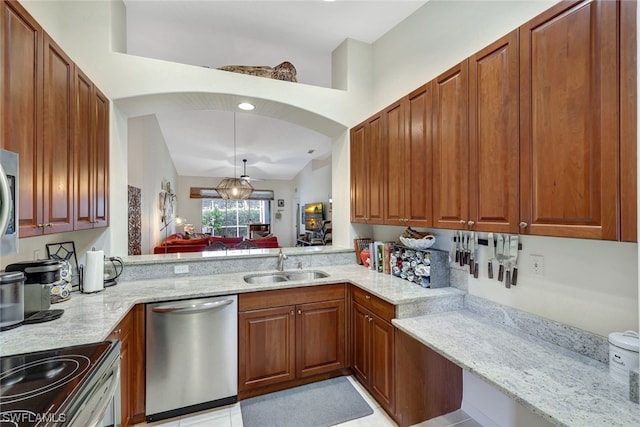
[135,376,480,427]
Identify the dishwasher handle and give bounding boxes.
[152,298,234,314]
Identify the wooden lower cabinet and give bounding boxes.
[394,330,462,427]
[238,284,347,398]
[350,287,395,416]
[107,304,145,427]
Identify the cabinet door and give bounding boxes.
[519,0,618,240]
[351,302,371,384]
[469,30,519,233]
[92,88,109,227]
[384,101,406,225]
[433,60,469,229]
[296,299,345,378]
[370,313,394,414]
[350,124,367,223]
[42,34,74,234]
[239,306,296,391]
[107,310,132,427]
[73,69,94,230]
[1,0,43,237]
[405,83,433,228]
[366,114,385,224]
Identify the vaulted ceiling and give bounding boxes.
[124,0,426,180]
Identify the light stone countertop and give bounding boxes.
[393,311,640,427]
[0,264,464,357]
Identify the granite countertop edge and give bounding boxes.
[393,311,640,427]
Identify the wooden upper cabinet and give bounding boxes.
[1,0,44,237]
[350,124,367,223]
[432,60,469,229]
[468,30,519,233]
[519,0,619,240]
[350,114,384,224]
[367,115,385,224]
[384,100,405,225]
[42,34,74,234]
[404,84,433,228]
[385,84,433,228]
[92,87,109,228]
[73,69,94,230]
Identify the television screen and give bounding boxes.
[304,203,323,231]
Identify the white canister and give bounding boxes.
[608,331,639,383]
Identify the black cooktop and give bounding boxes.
[0,341,114,427]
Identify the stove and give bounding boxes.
[0,341,120,427]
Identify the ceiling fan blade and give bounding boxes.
[241,158,266,181]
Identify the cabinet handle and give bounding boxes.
[368,316,373,322]
[297,309,302,315]
[459,220,466,225]
[290,310,294,316]
[364,314,369,320]
[365,295,371,300]
[467,220,475,227]
[519,221,528,229]
[37,224,44,228]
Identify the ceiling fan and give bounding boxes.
[240,159,265,182]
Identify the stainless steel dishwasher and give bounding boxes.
[146,295,238,422]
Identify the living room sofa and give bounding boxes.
[153,233,279,254]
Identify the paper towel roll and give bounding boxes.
[84,250,104,293]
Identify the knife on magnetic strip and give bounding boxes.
[487,233,495,279]
[473,232,479,278]
[496,234,504,282]
[469,232,475,275]
[510,235,519,286]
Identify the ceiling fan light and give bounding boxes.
[216,177,254,200]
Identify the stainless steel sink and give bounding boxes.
[243,273,288,284]
[243,270,329,284]
[284,270,330,281]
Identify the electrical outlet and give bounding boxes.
[33,250,41,260]
[530,255,544,276]
[174,265,189,274]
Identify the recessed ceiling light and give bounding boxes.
[238,102,255,111]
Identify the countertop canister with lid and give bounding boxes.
[608,330,640,384]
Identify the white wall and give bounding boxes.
[176,176,296,247]
[371,0,559,112]
[128,115,178,254]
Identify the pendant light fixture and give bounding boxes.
[216,112,254,200]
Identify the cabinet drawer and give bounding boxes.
[351,286,394,322]
[107,310,133,341]
[239,283,346,312]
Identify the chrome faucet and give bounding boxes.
[277,249,288,271]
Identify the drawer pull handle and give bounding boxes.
[298,309,302,315]
[365,295,371,300]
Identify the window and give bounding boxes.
[202,199,270,237]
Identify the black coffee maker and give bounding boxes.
[5,260,64,323]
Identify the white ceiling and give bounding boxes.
[124,0,427,180]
